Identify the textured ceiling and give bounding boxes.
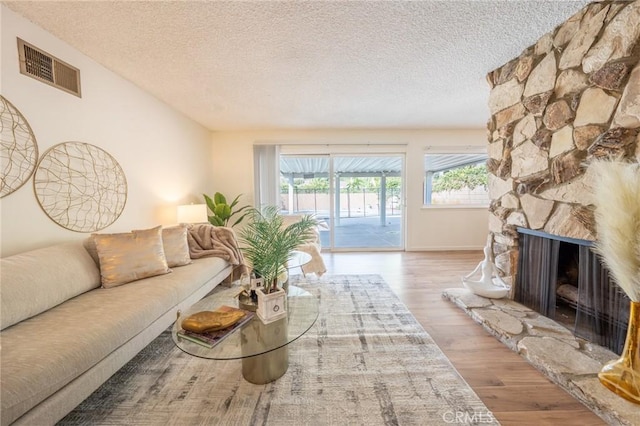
[5,1,591,131]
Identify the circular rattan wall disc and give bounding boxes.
[1,95,39,198]
[34,142,127,232]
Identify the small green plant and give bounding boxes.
[238,206,317,293]
[203,192,250,227]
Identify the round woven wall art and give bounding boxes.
[1,95,39,198]
[34,142,127,232]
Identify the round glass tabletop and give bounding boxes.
[286,250,312,269]
[172,284,319,360]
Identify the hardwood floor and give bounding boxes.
[320,251,607,426]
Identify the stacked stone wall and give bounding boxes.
[486,0,640,285]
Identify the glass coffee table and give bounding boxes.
[172,284,319,384]
[282,250,312,292]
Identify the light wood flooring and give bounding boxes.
[320,251,607,426]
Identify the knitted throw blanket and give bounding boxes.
[186,224,248,274]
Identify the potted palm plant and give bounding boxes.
[238,206,318,323]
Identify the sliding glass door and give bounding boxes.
[280,155,331,247]
[332,155,403,250]
[280,154,404,250]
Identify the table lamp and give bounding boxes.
[177,203,208,224]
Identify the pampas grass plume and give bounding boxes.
[591,159,640,302]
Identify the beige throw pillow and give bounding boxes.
[93,225,171,288]
[161,225,192,267]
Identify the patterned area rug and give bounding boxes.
[59,275,498,425]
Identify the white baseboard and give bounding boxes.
[405,245,484,251]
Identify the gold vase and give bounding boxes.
[598,301,640,405]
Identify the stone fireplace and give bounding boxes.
[485,1,639,350]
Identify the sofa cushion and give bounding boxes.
[161,225,192,267]
[0,255,228,425]
[93,226,171,288]
[88,226,193,269]
[0,241,101,331]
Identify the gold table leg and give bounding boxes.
[240,316,289,384]
[242,345,289,384]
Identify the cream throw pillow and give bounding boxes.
[93,225,171,288]
[161,225,192,267]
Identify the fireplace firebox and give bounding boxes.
[515,228,630,354]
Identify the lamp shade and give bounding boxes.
[177,204,207,224]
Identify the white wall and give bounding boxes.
[211,129,489,251]
[0,5,215,256]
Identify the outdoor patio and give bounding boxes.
[317,215,402,249]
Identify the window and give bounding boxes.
[423,153,489,206]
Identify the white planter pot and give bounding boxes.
[256,287,287,324]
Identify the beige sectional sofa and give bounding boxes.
[0,230,233,425]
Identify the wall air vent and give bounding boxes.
[17,38,81,97]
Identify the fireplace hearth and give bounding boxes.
[443,287,639,425]
[515,228,630,354]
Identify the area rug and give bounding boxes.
[59,275,498,425]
